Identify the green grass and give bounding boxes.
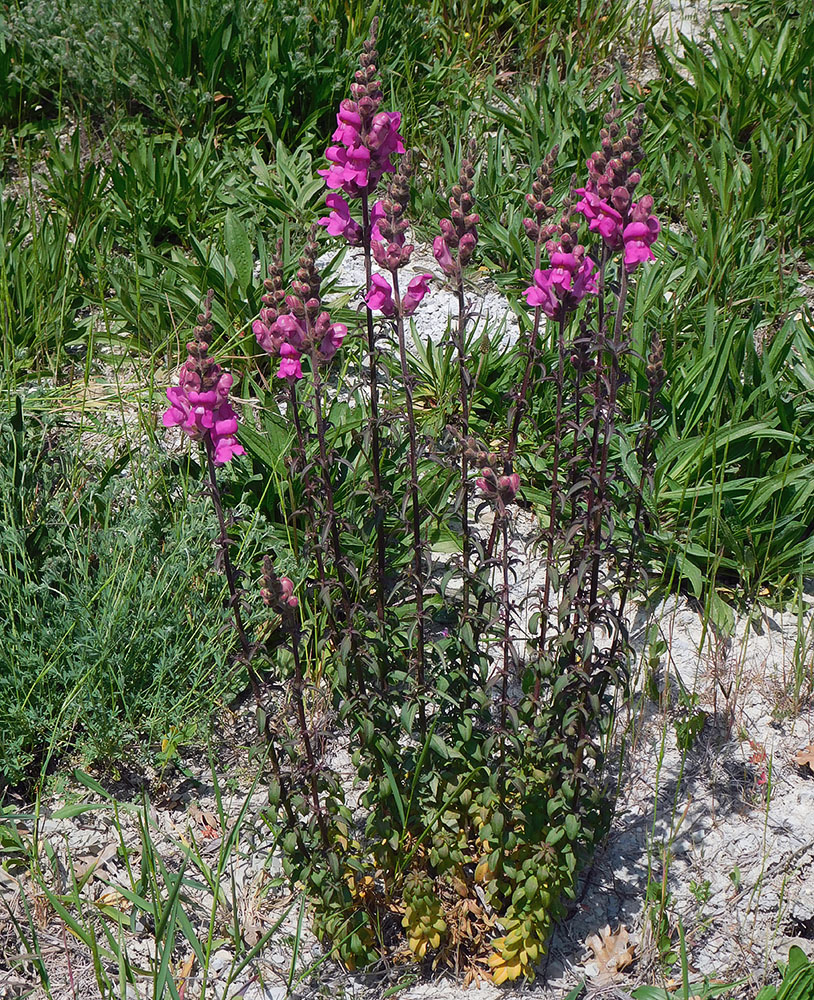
[0,399,292,792]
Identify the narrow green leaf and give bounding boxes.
[224,209,252,291]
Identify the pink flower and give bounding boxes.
[524,255,597,320]
[275,313,306,353]
[365,273,430,317]
[574,188,624,248]
[524,268,560,317]
[279,577,299,609]
[163,369,245,465]
[366,273,395,317]
[477,468,520,505]
[623,202,660,271]
[433,234,456,276]
[319,103,404,197]
[318,193,362,244]
[276,343,303,381]
[313,311,348,359]
[402,273,432,315]
[261,564,299,611]
[549,251,581,292]
[332,101,362,146]
[319,145,368,197]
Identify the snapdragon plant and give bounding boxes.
[161,30,665,984]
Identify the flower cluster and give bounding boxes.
[465,438,521,507]
[433,139,480,279]
[320,193,385,245]
[477,468,520,506]
[524,198,598,321]
[317,19,404,244]
[260,555,298,612]
[573,99,659,271]
[525,248,598,320]
[162,291,245,465]
[364,153,432,317]
[253,234,347,382]
[367,273,432,317]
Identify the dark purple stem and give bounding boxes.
[204,437,260,696]
[454,276,472,622]
[392,268,426,734]
[361,190,387,625]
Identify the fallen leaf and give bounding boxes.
[586,924,635,983]
[74,842,118,881]
[794,744,814,773]
[95,887,128,911]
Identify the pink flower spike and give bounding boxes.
[366,274,395,316]
[402,273,432,316]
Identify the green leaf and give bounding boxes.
[224,209,252,291]
[380,756,406,829]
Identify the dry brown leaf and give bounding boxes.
[95,887,128,911]
[75,843,118,881]
[586,924,636,982]
[794,744,814,773]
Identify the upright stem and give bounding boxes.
[583,250,613,612]
[609,390,657,662]
[499,512,511,755]
[204,438,260,698]
[454,277,472,622]
[205,437,296,823]
[308,345,344,578]
[480,304,543,619]
[392,269,426,734]
[540,313,567,644]
[361,191,386,625]
[307,341,366,696]
[589,267,629,614]
[289,382,330,604]
[506,305,543,470]
[505,226,545,474]
[288,620,329,847]
[493,238,547,579]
